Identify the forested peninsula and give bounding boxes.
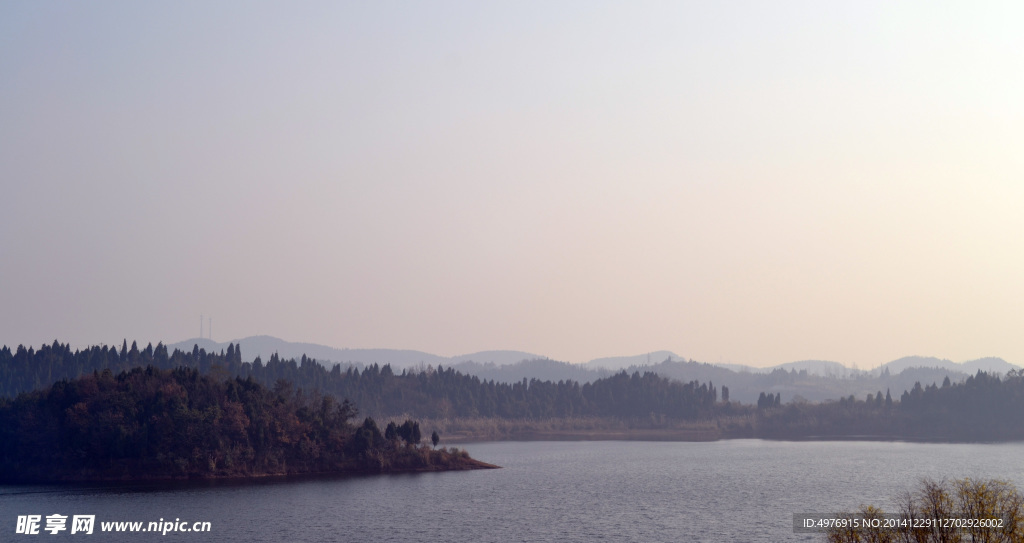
[3,340,1024,445]
[0,365,496,483]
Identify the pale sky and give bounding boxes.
[2,1,1023,367]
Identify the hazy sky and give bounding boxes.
[3,1,1023,367]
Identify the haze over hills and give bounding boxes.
[6,335,1019,405]
[166,336,544,370]
[449,359,614,385]
[165,336,1019,378]
[449,350,549,366]
[873,356,1018,376]
[583,351,683,371]
[718,358,1020,379]
[166,337,688,374]
[156,336,1023,404]
[720,360,853,377]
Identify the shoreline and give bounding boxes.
[0,455,500,485]
[420,415,1024,445]
[433,425,1020,445]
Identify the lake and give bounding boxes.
[5,440,1024,541]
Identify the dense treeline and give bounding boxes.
[612,358,970,405]
[0,341,725,421]
[756,370,1024,441]
[451,354,976,406]
[0,366,492,482]
[7,341,1024,442]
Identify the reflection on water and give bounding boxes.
[4,440,1024,542]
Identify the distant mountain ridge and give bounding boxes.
[166,336,545,369]
[719,358,1019,378]
[11,336,1016,405]
[719,360,853,377]
[166,336,1019,377]
[875,356,1018,376]
[583,351,682,371]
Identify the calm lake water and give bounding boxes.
[5,440,1024,542]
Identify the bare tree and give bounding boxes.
[827,478,1024,543]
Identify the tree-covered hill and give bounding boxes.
[755,369,1024,441]
[6,340,1024,443]
[0,341,726,421]
[0,366,495,483]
